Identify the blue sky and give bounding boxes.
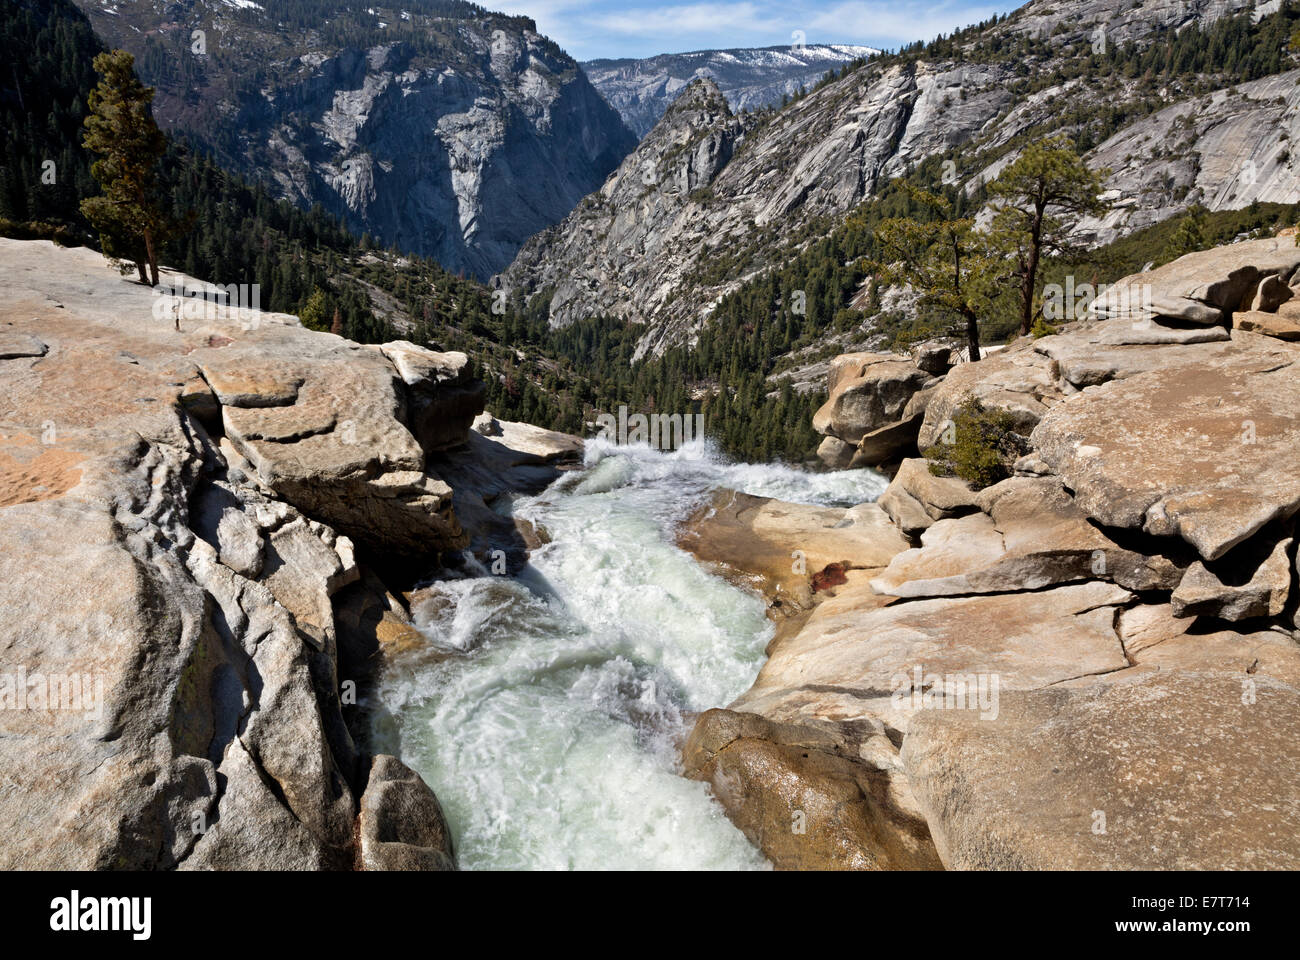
[487,0,1015,60]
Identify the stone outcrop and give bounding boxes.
[811,350,949,469]
[683,709,942,870]
[876,456,978,537]
[677,489,908,630]
[0,238,563,869]
[1090,236,1300,328]
[358,755,457,871]
[902,672,1300,870]
[917,338,1060,449]
[685,235,1300,870]
[1031,332,1300,561]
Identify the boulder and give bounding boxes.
[1090,236,1300,326]
[1031,333,1300,560]
[910,339,959,376]
[1249,272,1293,312]
[0,239,466,870]
[902,671,1300,869]
[882,457,978,522]
[682,709,942,870]
[379,342,487,452]
[733,580,1132,733]
[358,755,457,871]
[1032,319,1236,389]
[210,345,467,559]
[1170,536,1292,621]
[877,482,938,538]
[1234,309,1300,341]
[812,352,931,444]
[816,435,856,469]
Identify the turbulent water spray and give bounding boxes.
[372,441,888,870]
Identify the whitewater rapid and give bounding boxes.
[372,439,888,870]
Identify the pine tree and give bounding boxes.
[987,136,1110,336]
[865,186,998,360]
[79,50,174,285]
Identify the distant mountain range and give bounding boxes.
[582,44,880,138]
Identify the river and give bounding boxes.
[371,438,887,869]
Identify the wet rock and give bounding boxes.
[358,755,457,871]
[676,489,909,617]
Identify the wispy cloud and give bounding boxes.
[485,0,1016,60]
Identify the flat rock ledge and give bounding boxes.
[683,236,1300,871]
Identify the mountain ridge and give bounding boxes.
[582,43,880,137]
[501,0,1300,357]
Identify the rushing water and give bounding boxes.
[371,439,888,870]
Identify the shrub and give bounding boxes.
[923,397,1030,488]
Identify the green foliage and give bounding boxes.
[923,398,1028,489]
[1162,206,1208,262]
[298,288,330,332]
[864,185,999,359]
[1030,316,1057,338]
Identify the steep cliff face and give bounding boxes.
[500,62,1016,356]
[71,0,637,279]
[501,0,1300,355]
[582,44,880,138]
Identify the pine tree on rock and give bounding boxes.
[987,137,1109,336]
[80,50,174,286]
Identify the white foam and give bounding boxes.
[378,442,883,869]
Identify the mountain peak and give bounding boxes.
[662,77,732,121]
